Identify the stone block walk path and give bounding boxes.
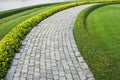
[5,4,95,80]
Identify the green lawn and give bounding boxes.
[74,3,120,80]
[86,4,120,79]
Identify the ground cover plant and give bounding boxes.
[74,3,120,80]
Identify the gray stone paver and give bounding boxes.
[5,4,95,80]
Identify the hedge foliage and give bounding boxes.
[0,0,120,79]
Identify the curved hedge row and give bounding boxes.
[0,0,119,79]
[74,2,120,79]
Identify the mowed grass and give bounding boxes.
[86,4,120,79]
[0,3,66,40]
[74,3,120,80]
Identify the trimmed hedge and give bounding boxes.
[0,0,120,79]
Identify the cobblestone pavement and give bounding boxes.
[5,4,95,80]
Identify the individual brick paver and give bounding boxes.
[5,4,95,80]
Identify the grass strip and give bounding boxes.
[0,8,39,24]
[86,3,120,80]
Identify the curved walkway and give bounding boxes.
[5,4,95,80]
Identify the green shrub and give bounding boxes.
[0,0,120,79]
